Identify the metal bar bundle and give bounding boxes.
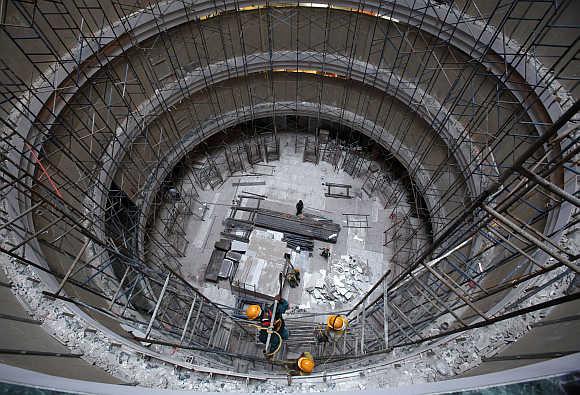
[283,233,315,251]
[254,209,341,243]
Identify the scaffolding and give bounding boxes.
[0,0,578,382]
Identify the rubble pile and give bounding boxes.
[307,254,371,307]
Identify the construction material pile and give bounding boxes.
[307,254,370,307]
[255,209,341,243]
[282,232,314,251]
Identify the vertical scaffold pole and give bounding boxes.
[180,294,197,344]
[383,279,389,350]
[145,273,171,339]
[360,300,366,355]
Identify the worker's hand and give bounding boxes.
[275,294,281,301]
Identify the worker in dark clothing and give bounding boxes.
[246,296,290,355]
[296,200,304,216]
[286,268,300,288]
[261,296,289,339]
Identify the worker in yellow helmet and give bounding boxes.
[316,314,348,343]
[326,315,348,333]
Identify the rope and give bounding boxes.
[248,324,284,357]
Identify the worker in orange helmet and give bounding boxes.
[316,314,348,343]
[295,352,315,375]
[281,351,315,376]
[245,295,290,353]
[326,314,348,333]
[245,304,262,320]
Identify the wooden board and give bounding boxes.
[204,249,226,282]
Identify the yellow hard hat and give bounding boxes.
[246,304,262,320]
[298,356,315,373]
[327,315,346,331]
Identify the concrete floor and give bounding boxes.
[154,133,396,313]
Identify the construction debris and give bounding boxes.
[306,254,371,305]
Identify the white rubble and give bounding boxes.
[306,254,371,306]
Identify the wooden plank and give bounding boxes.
[205,249,226,282]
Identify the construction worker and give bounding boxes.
[271,352,316,376]
[246,296,290,354]
[286,267,300,288]
[296,199,304,216]
[282,351,315,376]
[315,314,348,343]
[284,253,300,288]
[326,314,348,334]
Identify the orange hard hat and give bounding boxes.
[327,315,346,331]
[298,356,315,373]
[246,304,262,320]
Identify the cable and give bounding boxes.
[248,324,283,357]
